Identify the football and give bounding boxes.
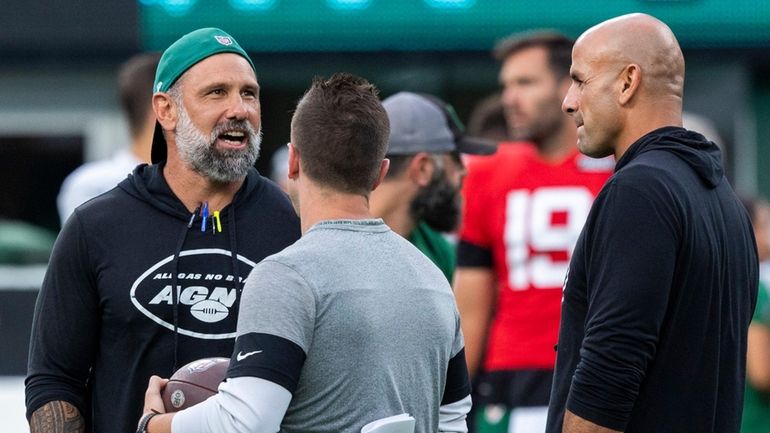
[161,357,230,412]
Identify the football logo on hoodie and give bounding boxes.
[130,248,257,339]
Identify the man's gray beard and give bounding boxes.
[174,103,261,183]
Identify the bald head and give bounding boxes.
[562,14,686,159]
[577,13,684,98]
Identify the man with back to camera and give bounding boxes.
[138,73,472,433]
[546,13,757,433]
[57,52,160,225]
[25,28,300,433]
[370,91,496,283]
[453,32,613,432]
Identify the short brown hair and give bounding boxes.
[118,52,161,138]
[493,31,574,80]
[291,73,390,195]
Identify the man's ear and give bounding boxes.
[371,158,390,191]
[618,63,641,106]
[407,152,434,187]
[152,93,177,131]
[287,143,300,180]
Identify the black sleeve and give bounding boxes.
[566,180,679,431]
[25,213,100,421]
[227,332,306,394]
[442,348,471,405]
[456,240,493,268]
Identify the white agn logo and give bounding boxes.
[130,248,257,339]
[504,187,593,290]
[148,285,237,323]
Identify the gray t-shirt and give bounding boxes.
[230,219,466,433]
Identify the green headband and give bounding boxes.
[153,27,254,93]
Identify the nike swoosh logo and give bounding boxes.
[236,350,263,361]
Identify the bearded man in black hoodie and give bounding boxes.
[546,13,758,433]
[25,28,300,433]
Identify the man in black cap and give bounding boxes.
[370,92,496,283]
[25,28,300,433]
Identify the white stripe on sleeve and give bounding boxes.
[438,394,471,433]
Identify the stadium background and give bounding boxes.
[1,0,770,430]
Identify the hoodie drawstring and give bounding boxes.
[170,205,199,372]
[228,207,241,294]
[170,225,191,373]
[170,204,239,374]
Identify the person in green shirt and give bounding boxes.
[743,196,770,433]
[743,281,770,433]
[409,220,456,284]
[370,92,496,283]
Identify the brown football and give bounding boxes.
[161,357,229,412]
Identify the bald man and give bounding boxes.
[546,13,757,433]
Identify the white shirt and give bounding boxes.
[57,149,142,225]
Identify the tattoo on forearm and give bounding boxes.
[29,400,85,433]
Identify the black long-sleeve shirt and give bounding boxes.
[25,163,300,433]
[546,127,758,433]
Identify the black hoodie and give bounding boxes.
[26,163,300,433]
[546,127,758,433]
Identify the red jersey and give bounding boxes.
[459,142,613,372]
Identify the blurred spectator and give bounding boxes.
[57,52,160,225]
[269,145,289,192]
[454,31,614,433]
[467,93,510,142]
[742,195,770,433]
[683,111,724,149]
[370,92,496,283]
